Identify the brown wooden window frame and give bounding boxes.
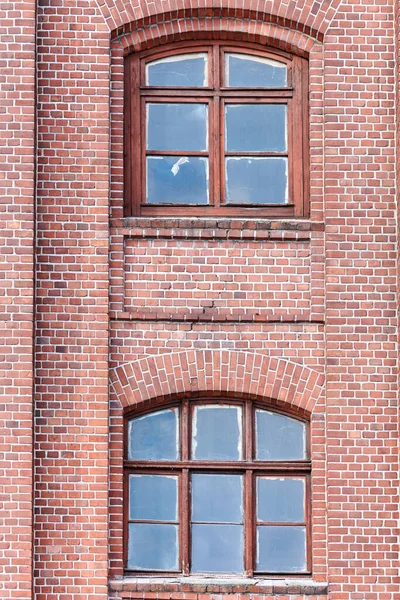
[124,41,309,218]
[123,398,312,577]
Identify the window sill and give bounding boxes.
[109,576,328,595]
[111,216,324,238]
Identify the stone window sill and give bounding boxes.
[109,576,328,595]
[111,217,324,239]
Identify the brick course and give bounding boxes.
[1,0,399,598]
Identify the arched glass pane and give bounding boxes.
[225,53,287,87]
[255,410,306,460]
[146,53,208,86]
[192,405,242,460]
[127,408,179,460]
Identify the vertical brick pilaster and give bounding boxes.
[34,1,110,598]
[0,0,36,598]
[325,0,399,597]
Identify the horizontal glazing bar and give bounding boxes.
[225,151,288,157]
[146,150,209,156]
[124,461,311,469]
[257,521,306,526]
[191,521,244,525]
[127,519,179,525]
[141,89,293,97]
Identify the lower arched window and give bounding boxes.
[124,398,310,576]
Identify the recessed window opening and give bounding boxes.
[124,399,311,576]
[124,42,309,218]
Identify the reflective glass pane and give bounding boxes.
[191,524,243,573]
[192,474,243,523]
[255,410,306,460]
[257,477,305,523]
[147,156,209,205]
[225,104,287,152]
[127,408,179,461]
[256,525,306,572]
[192,405,242,460]
[129,474,178,521]
[128,523,179,570]
[225,53,287,87]
[226,157,287,204]
[147,103,208,151]
[146,53,208,87]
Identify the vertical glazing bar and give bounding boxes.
[181,399,189,461]
[212,44,221,208]
[244,469,253,576]
[181,468,190,575]
[245,401,253,462]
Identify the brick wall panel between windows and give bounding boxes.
[123,238,312,320]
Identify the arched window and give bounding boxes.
[124,42,309,218]
[124,399,311,575]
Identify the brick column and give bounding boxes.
[0,1,36,598]
[34,1,110,598]
[325,0,399,597]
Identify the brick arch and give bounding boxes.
[110,351,324,416]
[113,19,318,57]
[100,0,343,43]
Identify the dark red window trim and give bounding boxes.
[124,41,309,218]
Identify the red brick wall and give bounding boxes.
[1,0,398,599]
[34,1,110,599]
[0,1,36,597]
[324,0,399,596]
[107,2,399,599]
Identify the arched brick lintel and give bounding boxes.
[112,17,319,57]
[110,351,324,417]
[104,1,342,44]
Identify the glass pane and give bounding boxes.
[146,53,208,87]
[225,53,287,87]
[147,156,209,205]
[256,525,307,572]
[255,410,306,460]
[191,524,243,573]
[226,157,287,204]
[257,477,305,523]
[129,474,178,521]
[192,474,243,523]
[147,103,208,151]
[127,523,179,571]
[225,104,287,152]
[127,408,179,461]
[192,405,242,460]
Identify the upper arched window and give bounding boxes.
[124,42,309,218]
[124,398,311,575]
